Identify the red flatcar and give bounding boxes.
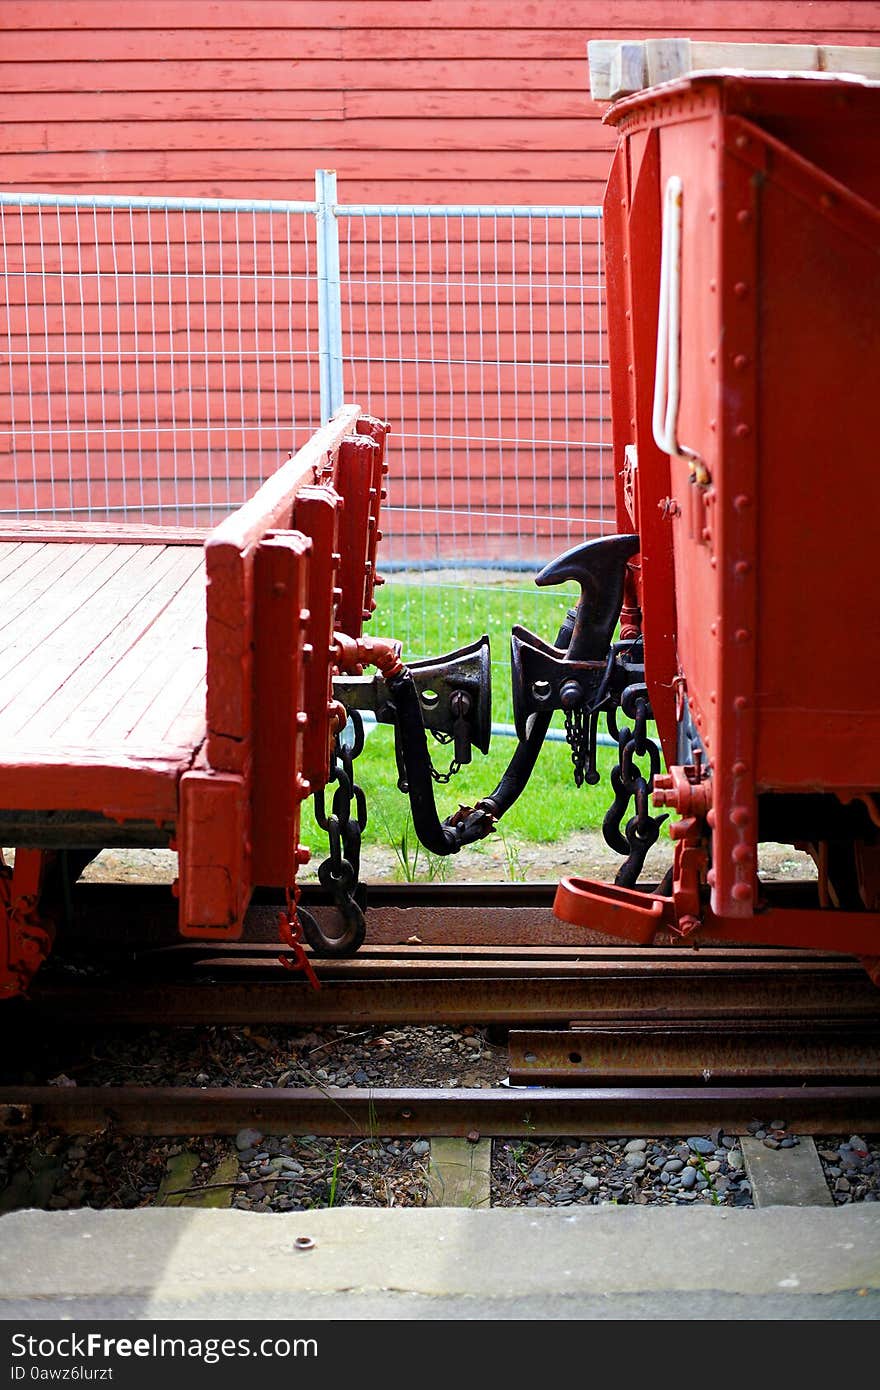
[0,405,391,997]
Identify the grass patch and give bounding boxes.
[302,573,624,853]
[302,724,618,848]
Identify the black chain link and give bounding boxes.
[602,689,667,888]
[308,708,368,955]
[427,728,462,784]
[563,704,601,787]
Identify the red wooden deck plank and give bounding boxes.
[11,546,203,741]
[0,750,190,819]
[0,521,207,545]
[0,540,206,821]
[0,542,37,585]
[0,544,123,651]
[88,566,206,745]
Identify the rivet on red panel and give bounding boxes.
[733,494,751,511]
[735,422,751,439]
[733,354,749,370]
[732,761,747,777]
[730,806,750,828]
[732,882,752,903]
[734,281,749,298]
[734,559,751,575]
[735,628,751,643]
[736,209,752,225]
[732,844,753,864]
[733,695,747,711]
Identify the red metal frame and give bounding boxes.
[555,74,880,962]
[0,405,389,993]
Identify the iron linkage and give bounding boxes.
[602,683,667,889]
[307,708,368,956]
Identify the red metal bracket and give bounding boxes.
[277,888,321,990]
[0,850,54,999]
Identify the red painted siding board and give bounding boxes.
[0,119,610,156]
[1,2,873,32]
[3,0,878,562]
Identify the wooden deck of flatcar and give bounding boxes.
[0,405,389,994]
[0,524,208,831]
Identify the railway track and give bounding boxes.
[3,881,879,1140]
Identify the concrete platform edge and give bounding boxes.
[0,1205,878,1312]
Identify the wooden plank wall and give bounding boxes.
[2,2,878,562]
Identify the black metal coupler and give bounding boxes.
[510,533,640,738]
[386,667,494,854]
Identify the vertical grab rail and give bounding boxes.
[652,175,706,482]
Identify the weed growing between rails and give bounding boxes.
[379,809,451,884]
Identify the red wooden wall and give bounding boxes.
[2,2,877,203]
[2,2,878,560]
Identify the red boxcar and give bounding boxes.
[555,69,880,970]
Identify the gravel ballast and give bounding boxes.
[2,1020,877,1214]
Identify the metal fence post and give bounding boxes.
[315,169,344,423]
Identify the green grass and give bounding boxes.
[302,574,622,851]
[374,573,582,727]
[303,723,618,848]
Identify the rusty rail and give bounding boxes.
[27,957,880,1028]
[2,1084,879,1138]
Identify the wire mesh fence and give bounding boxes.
[0,193,321,526]
[1,180,609,715]
[339,203,610,570]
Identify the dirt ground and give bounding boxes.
[74,828,815,888]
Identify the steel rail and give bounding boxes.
[507,1028,880,1084]
[24,967,880,1027]
[60,880,834,949]
[2,1085,879,1138]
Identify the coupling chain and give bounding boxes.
[563,704,601,788]
[310,708,368,953]
[602,689,666,889]
[427,728,462,785]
